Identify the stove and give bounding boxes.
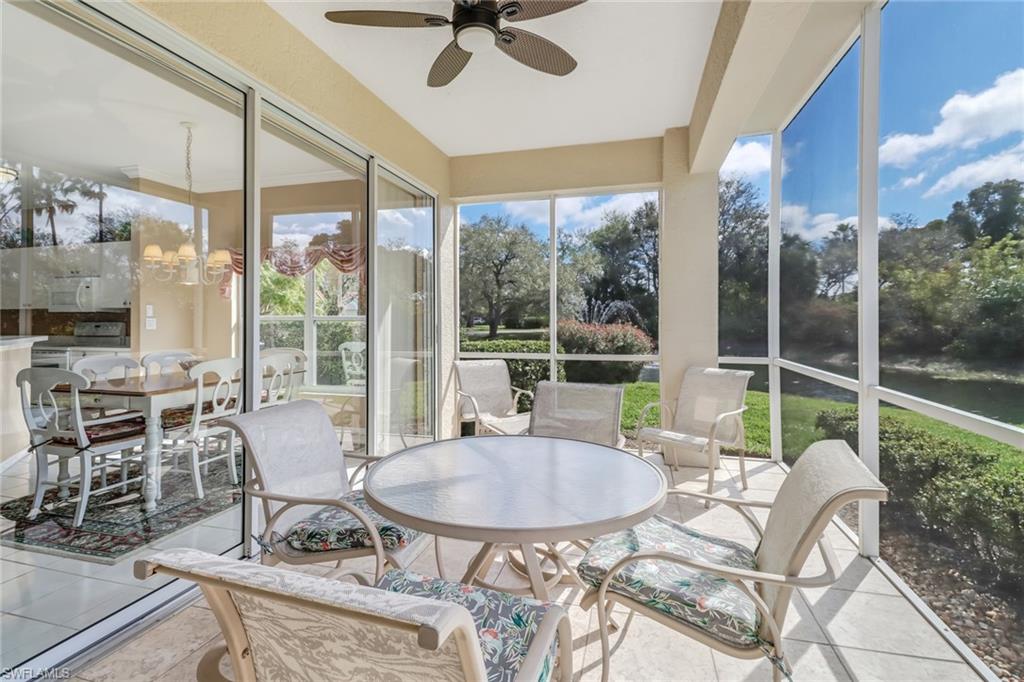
[31,321,128,369]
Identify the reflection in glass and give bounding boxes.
[376,169,434,454]
[780,42,861,378]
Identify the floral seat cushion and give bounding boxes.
[285,490,421,553]
[577,514,762,649]
[377,569,557,682]
[161,398,238,430]
[51,416,146,446]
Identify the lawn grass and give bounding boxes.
[623,386,1020,471]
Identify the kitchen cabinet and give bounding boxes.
[0,242,133,310]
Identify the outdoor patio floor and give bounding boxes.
[71,455,981,682]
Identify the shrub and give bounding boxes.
[459,339,564,410]
[816,408,1021,588]
[556,321,653,383]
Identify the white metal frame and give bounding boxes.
[453,188,662,381]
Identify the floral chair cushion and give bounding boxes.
[285,490,421,553]
[577,514,762,649]
[377,569,557,682]
[161,399,238,430]
[51,416,146,446]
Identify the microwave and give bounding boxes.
[49,275,100,312]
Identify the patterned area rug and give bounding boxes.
[0,460,242,565]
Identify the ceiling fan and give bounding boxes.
[325,0,586,87]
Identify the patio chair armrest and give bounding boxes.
[243,482,387,583]
[707,405,748,445]
[347,454,386,487]
[511,386,534,401]
[636,400,676,433]
[666,489,769,537]
[456,390,483,422]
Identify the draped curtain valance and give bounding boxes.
[228,244,367,283]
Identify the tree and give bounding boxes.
[459,215,547,337]
[818,222,858,297]
[946,179,1023,245]
[718,177,768,349]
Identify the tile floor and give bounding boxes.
[60,455,982,682]
[0,455,243,670]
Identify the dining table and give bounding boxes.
[362,435,668,600]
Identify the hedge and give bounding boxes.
[460,339,564,410]
[816,409,1023,589]
[557,321,653,383]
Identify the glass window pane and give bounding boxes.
[556,192,659,354]
[376,169,434,454]
[458,200,550,352]
[1,2,245,665]
[719,136,771,356]
[260,319,304,350]
[315,319,365,386]
[780,43,861,378]
[878,0,1024,423]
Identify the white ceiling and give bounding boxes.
[1,3,361,194]
[269,0,722,156]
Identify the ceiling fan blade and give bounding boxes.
[497,27,577,76]
[499,0,586,22]
[324,10,449,28]
[428,41,472,87]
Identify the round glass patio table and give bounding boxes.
[362,435,667,600]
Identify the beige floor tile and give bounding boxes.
[834,647,980,681]
[800,548,901,597]
[78,606,221,682]
[807,590,962,661]
[712,640,851,682]
[577,614,717,682]
[0,614,76,670]
[154,636,230,682]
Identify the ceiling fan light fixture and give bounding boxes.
[455,24,497,53]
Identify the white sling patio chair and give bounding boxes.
[575,440,887,682]
[529,381,626,448]
[455,359,533,436]
[637,366,754,499]
[218,400,438,583]
[135,548,572,682]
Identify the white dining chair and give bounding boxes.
[218,400,439,584]
[260,348,307,406]
[454,359,533,436]
[135,548,572,682]
[637,366,754,499]
[159,357,242,499]
[17,368,147,526]
[577,440,887,682]
[72,354,139,381]
[140,351,196,378]
[339,341,367,386]
[529,381,626,448]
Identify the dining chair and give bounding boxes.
[260,348,307,406]
[529,381,626,448]
[576,440,887,682]
[339,341,367,386]
[140,350,196,378]
[454,359,533,436]
[135,548,572,682]
[159,357,243,499]
[636,366,754,499]
[70,354,142,420]
[218,400,440,584]
[17,368,147,526]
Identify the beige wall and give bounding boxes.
[450,137,663,200]
[1,346,33,463]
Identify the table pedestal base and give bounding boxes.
[462,542,584,600]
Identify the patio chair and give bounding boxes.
[454,359,533,436]
[17,368,147,526]
[135,548,572,682]
[636,366,754,500]
[159,357,243,499]
[218,400,438,584]
[529,381,626,448]
[140,350,196,378]
[576,440,887,682]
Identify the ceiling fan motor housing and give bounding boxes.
[453,1,503,52]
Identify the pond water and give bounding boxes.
[721,362,1023,426]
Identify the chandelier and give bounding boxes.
[142,122,231,285]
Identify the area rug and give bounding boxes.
[0,460,242,565]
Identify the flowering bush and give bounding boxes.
[556,320,654,356]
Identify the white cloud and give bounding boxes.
[924,141,1024,197]
[879,68,1024,167]
[721,139,771,178]
[781,204,894,241]
[498,199,550,225]
[557,192,657,232]
[897,172,925,189]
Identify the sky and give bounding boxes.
[719,0,1024,243]
[458,191,659,241]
